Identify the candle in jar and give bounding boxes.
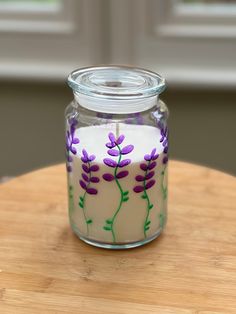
[67,123,168,245]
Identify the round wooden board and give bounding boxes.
[0,161,236,314]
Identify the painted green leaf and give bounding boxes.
[123,197,129,202]
[106,219,112,224]
[79,196,83,202]
[79,202,83,208]
[103,226,112,231]
[69,185,73,191]
[161,171,164,175]
[149,204,154,210]
[86,219,93,224]
[145,220,151,226]
[141,194,147,199]
[123,191,129,196]
[145,226,150,231]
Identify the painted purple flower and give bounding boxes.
[66,118,80,155]
[116,170,129,179]
[103,133,133,182]
[102,132,134,242]
[163,146,168,154]
[160,126,168,143]
[78,149,100,235]
[159,126,168,224]
[79,149,100,195]
[163,156,168,164]
[103,158,117,168]
[108,149,119,156]
[144,148,159,161]
[102,173,114,182]
[65,117,79,172]
[160,126,169,165]
[105,132,126,149]
[81,149,95,163]
[134,150,158,194]
[116,134,125,145]
[152,123,168,227]
[66,165,72,173]
[119,159,131,168]
[133,148,158,238]
[121,145,134,155]
[133,185,144,193]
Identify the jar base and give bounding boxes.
[71,225,163,249]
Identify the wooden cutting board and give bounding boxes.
[0,161,236,314]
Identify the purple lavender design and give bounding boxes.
[160,126,168,199]
[66,118,79,172]
[102,132,134,242]
[160,126,169,228]
[134,148,159,238]
[79,149,100,235]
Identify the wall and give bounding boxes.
[163,89,236,175]
[0,81,70,178]
[0,81,235,177]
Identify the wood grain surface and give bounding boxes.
[0,161,236,314]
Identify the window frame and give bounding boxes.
[0,0,75,34]
[109,0,236,88]
[153,0,236,38]
[0,0,106,80]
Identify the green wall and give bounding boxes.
[0,81,235,177]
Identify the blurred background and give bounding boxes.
[0,0,235,179]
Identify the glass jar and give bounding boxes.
[65,66,168,249]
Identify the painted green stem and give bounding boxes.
[160,164,167,228]
[143,160,153,238]
[81,190,89,235]
[161,165,168,200]
[110,145,124,243]
[111,145,123,242]
[68,184,74,214]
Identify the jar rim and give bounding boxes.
[67,65,166,100]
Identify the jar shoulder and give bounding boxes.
[65,99,168,129]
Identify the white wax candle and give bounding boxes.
[68,123,168,245]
